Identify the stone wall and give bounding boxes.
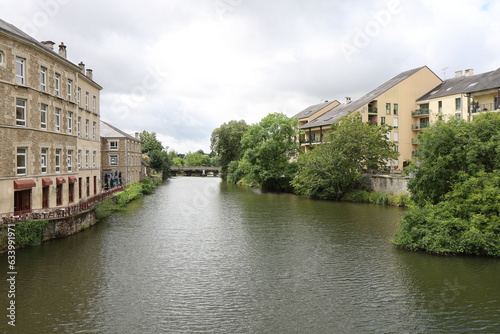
[365,175,410,196]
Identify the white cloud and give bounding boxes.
[1,0,499,153]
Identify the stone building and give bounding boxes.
[100,121,143,189]
[0,19,102,215]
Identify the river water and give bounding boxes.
[2,177,500,333]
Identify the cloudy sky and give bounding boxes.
[1,0,499,153]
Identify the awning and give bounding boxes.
[56,177,66,184]
[42,177,53,186]
[13,179,36,189]
[68,176,77,183]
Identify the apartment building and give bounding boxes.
[100,121,143,189]
[299,66,442,169]
[0,19,102,215]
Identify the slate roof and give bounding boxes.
[292,100,338,119]
[417,69,499,101]
[100,121,140,142]
[301,66,429,129]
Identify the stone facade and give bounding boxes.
[0,19,102,214]
[100,121,143,189]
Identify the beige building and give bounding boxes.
[299,66,443,169]
[0,19,102,215]
[100,121,143,189]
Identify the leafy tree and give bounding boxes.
[148,149,171,177]
[210,120,248,179]
[292,112,398,200]
[233,113,299,191]
[139,130,164,153]
[184,151,210,166]
[408,112,500,206]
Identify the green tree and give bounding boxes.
[148,149,171,177]
[292,112,398,200]
[408,112,500,206]
[139,130,164,153]
[234,113,299,192]
[210,120,248,179]
[184,151,210,166]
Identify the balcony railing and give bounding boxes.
[411,138,419,144]
[300,137,322,144]
[411,123,429,130]
[368,107,378,114]
[412,108,431,116]
[470,103,500,114]
[368,121,378,126]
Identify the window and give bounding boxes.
[110,155,118,166]
[381,116,386,125]
[78,116,82,137]
[455,98,462,111]
[77,87,81,106]
[56,184,62,206]
[40,104,47,129]
[393,131,399,142]
[78,177,82,199]
[55,108,61,131]
[85,119,89,138]
[86,176,90,197]
[394,145,399,152]
[40,67,47,91]
[16,98,27,126]
[17,148,27,175]
[55,149,61,173]
[42,186,49,208]
[93,96,96,113]
[67,79,72,100]
[386,103,391,115]
[68,111,73,134]
[78,150,82,168]
[41,148,48,173]
[93,150,97,167]
[16,57,25,85]
[94,176,97,195]
[55,73,60,96]
[109,141,118,150]
[0,51,4,65]
[14,189,31,214]
[393,117,399,129]
[85,91,89,110]
[438,101,443,113]
[68,183,74,203]
[393,103,398,115]
[68,150,73,172]
[93,121,96,139]
[85,150,89,168]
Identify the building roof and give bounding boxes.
[292,100,338,119]
[301,66,429,129]
[463,67,500,93]
[100,121,140,142]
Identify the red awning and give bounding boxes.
[13,179,36,189]
[42,177,53,186]
[56,177,66,184]
[68,176,77,183]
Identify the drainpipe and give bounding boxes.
[465,93,471,122]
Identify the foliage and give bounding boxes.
[139,130,164,153]
[344,190,411,207]
[210,120,249,179]
[408,112,500,206]
[141,177,156,194]
[232,113,299,192]
[292,113,398,200]
[394,171,500,256]
[184,151,211,166]
[14,220,49,247]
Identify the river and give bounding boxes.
[2,177,500,333]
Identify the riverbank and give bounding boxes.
[0,177,161,253]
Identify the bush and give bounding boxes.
[14,220,49,247]
[343,190,411,207]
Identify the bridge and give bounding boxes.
[169,166,221,177]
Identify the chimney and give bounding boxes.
[86,69,93,80]
[465,69,474,77]
[135,132,139,139]
[345,97,352,104]
[58,42,67,58]
[41,41,55,50]
[78,62,85,73]
[455,70,463,78]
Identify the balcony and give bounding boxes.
[470,103,499,114]
[411,138,419,144]
[368,120,378,126]
[412,108,431,117]
[300,137,322,144]
[411,123,429,130]
[368,107,378,114]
